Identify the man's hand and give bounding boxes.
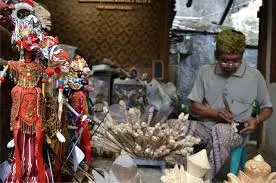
[239,116,259,134]
[190,101,234,123]
[216,109,234,123]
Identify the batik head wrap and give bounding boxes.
[216,29,246,54]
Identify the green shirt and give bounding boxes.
[188,63,272,129]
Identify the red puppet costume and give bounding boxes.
[69,90,92,162]
[6,57,49,183]
[40,35,70,182]
[68,55,92,163]
[4,5,50,180]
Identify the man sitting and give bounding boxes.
[185,29,273,180]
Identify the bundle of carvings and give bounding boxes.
[224,154,276,183]
[93,106,201,159]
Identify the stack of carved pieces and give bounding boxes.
[161,149,211,183]
[92,102,201,160]
[224,154,276,183]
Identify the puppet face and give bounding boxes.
[39,36,70,69]
[70,55,89,73]
[11,1,42,48]
[19,33,40,51]
[67,55,91,90]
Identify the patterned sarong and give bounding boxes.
[183,120,244,180]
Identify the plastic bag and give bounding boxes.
[162,82,178,103]
[147,79,172,112]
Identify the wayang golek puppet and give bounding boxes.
[66,54,93,166]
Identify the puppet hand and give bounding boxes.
[7,139,14,148]
[56,131,66,143]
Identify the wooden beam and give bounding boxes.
[219,0,235,25]
[0,58,8,66]
[0,25,11,37]
[270,0,276,82]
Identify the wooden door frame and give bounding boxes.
[257,0,268,148]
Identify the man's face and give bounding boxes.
[216,53,242,75]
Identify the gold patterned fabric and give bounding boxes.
[10,86,45,132]
[9,61,45,132]
[9,61,43,88]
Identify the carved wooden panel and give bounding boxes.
[44,0,168,77]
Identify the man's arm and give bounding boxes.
[240,107,272,134]
[190,101,217,119]
[190,101,233,123]
[240,69,274,134]
[258,107,273,124]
